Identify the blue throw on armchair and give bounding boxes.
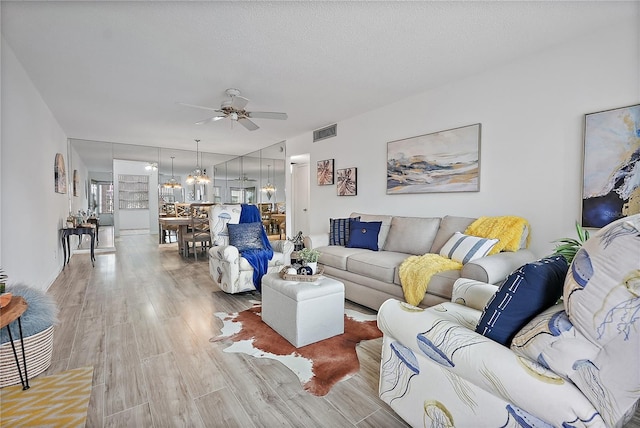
[239,204,273,291]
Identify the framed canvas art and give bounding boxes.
[337,167,357,196]
[317,159,334,185]
[54,153,67,194]
[582,103,640,228]
[387,123,481,194]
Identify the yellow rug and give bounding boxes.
[0,366,93,427]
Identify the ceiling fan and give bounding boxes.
[178,88,288,131]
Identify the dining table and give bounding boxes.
[158,216,208,255]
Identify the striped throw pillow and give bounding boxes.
[439,232,499,264]
[329,217,359,246]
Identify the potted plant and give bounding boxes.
[299,247,320,273]
[0,267,6,294]
[552,220,590,264]
[0,267,10,307]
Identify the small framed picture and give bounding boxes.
[337,167,357,196]
[317,159,334,185]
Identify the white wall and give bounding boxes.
[113,159,159,234]
[1,38,69,291]
[287,21,640,258]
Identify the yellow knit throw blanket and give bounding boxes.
[399,254,463,306]
[465,216,530,255]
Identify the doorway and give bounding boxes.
[291,162,310,235]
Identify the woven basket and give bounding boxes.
[279,266,325,282]
[0,325,54,387]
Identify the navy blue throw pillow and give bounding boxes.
[228,222,265,252]
[329,216,360,246]
[346,220,382,251]
[475,255,568,346]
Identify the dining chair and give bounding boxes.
[182,208,211,260]
[161,203,179,243]
[175,203,191,217]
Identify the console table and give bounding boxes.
[0,296,30,390]
[61,226,95,267]
[86,217,99,243]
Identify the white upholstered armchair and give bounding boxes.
[207,204,293,294]
[377,214,640,427]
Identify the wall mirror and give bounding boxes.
[69,139,235,246]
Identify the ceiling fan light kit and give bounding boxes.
[179,88,288,131]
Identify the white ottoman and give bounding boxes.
[262,273,345,348]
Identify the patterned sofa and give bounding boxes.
[208,204,293,294]
[377,214,640,427]
[304,213,537,311]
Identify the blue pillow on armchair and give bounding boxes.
[475,255,568,346]
[227,222,265,252]
[346,220,382,251]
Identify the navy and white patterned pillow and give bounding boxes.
[475,255,568,346]
[329,216,359,246]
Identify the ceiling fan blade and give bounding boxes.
[195,115,226,125]
[247,111,288,120]
[177,102,222,112]
[238,117,259,131]
[231,95,249,110]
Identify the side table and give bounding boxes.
[0,296,30,390]
[61,226,96,267]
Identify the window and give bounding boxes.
[91,182,114,214]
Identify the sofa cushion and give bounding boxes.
[351,212,393,250]
[475,255,568,346]
[346,220,382,251]
[430,215,476,254]
[383,216,441,255]
[329,216,359,246]
[315,245,369,271]
[439,232,499,264]
[347,250,410,284]
[228,222,265,251]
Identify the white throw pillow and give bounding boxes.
[439,232,498,264]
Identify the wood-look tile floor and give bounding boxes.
[45,233,410,428]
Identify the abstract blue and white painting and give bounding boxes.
[583,104,640,228]
[387,124,480,194]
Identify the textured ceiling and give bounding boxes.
[2,1,637,159]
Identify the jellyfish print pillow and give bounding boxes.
[563,214,640,346]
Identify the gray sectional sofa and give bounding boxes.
[304,212,537,311]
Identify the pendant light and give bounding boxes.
[262,164,276,200]
[163,156,182,189]
[186,139,211,185]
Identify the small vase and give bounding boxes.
[306,262,318,274]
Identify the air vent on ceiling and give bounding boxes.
[313,124,337,142]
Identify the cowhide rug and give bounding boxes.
[211,303,382,396]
